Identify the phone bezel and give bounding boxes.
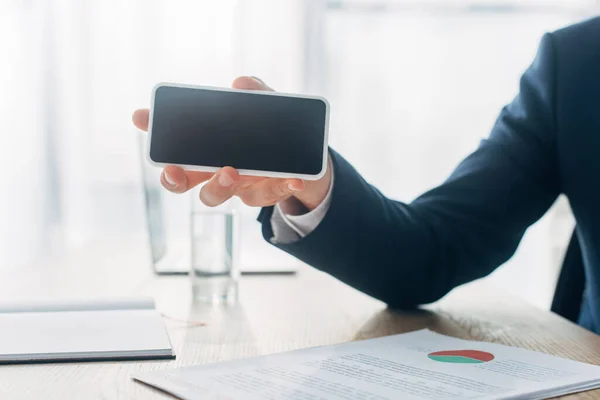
[147,82,330,181]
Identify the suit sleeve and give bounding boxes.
[258,33,561,309]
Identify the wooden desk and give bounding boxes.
[0,239,599,399]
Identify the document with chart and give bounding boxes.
[133,329,600,400]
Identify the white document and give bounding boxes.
[0,297,174,363]
[133,329,600,400]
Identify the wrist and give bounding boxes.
[291,158,333,212]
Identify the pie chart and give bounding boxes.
[428,350,495,364]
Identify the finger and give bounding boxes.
[237,178,304,207]
[199,167,242,207]
[132,109,150,131]
[232,76,274,91]
[236,174,265,189]
[161,165,213,194]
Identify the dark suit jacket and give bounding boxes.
[259,17,600,333]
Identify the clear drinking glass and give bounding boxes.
[190,208,239,304]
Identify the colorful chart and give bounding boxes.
[428,350,495,364]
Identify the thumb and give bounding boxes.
[232,76,274,91]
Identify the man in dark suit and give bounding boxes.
[133,17,600,333]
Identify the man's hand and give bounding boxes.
[132,76,332,212]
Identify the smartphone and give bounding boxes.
[147,82,330,180]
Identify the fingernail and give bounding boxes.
[288,183,300,191]
[218,171,233,187]
[200,191,217,207]
[164,171,176,187]
[250,76,264,84]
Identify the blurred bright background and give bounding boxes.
[0,0,597,308]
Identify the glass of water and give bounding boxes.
[190,208,239,304]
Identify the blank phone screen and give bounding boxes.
[149,85,328,176]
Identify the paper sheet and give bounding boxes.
[133,329,600,400]
[0,309,173,362]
